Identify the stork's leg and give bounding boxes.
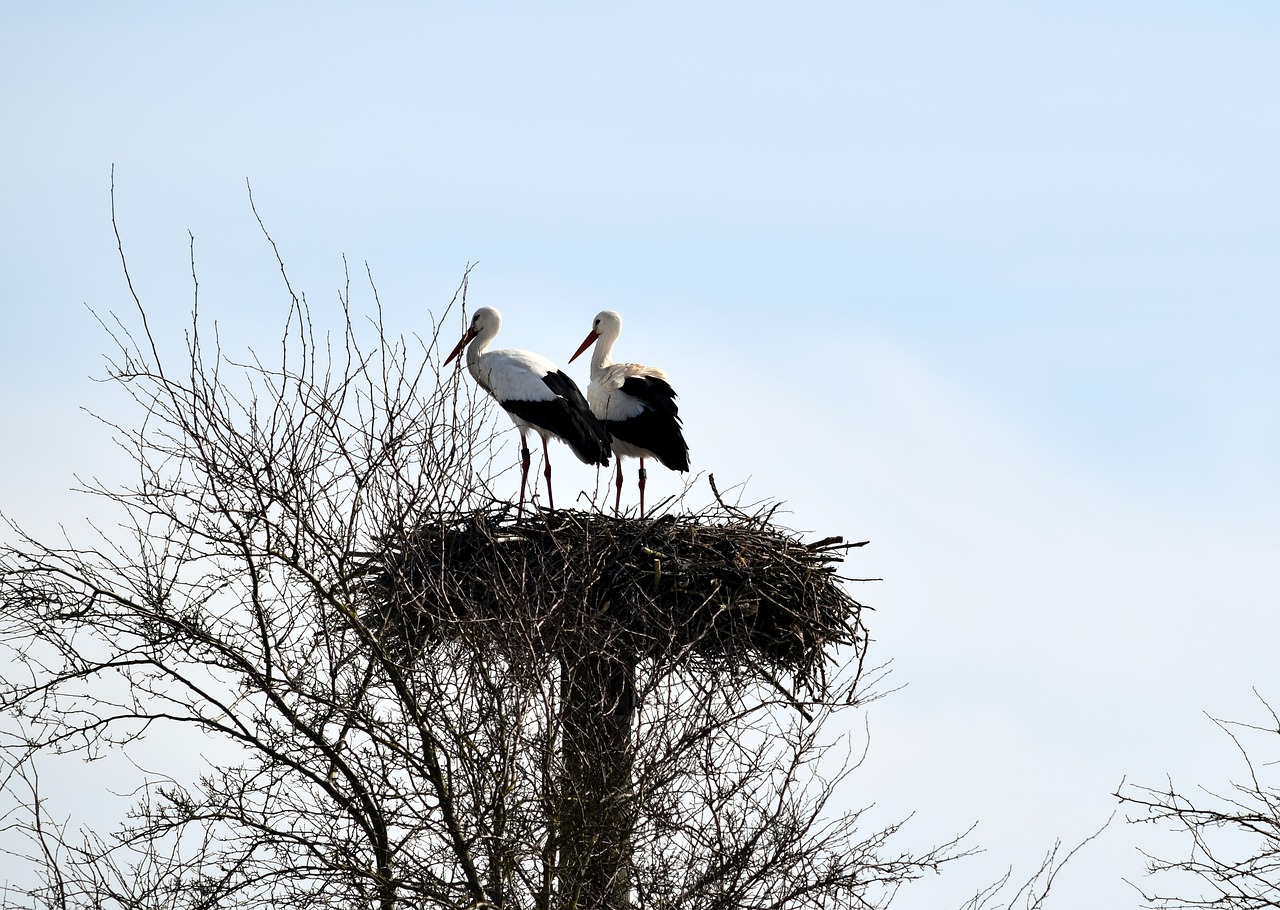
[518,431,532,514]
[638,458,648,518]
[614,460,624,513]
[542,435,555,511]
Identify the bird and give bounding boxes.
[569,310,689,517]
[444,307,611,512]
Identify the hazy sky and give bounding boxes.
[3,3,1279,906]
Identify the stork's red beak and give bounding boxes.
[569,330,599,363]
[444,327,477,366]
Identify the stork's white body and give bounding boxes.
[570,310,689,516]
[467,346,564,427]
[446,307,610,511]
[585,361,676,461]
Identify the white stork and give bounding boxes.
[445,307,611,512]
[569,310,689,517]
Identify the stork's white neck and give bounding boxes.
[590,326,619,375]
[466,320,499,377]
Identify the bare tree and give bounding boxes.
[1118,692,1280,909]
[0,195,968,909]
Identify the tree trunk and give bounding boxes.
[558,649,635,909]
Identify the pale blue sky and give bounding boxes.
[3,3,1279,905]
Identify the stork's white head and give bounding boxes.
[569,310,623,363]
[444,306,502,365]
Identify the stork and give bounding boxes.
[445,307,611,512]
[570,310,689,517]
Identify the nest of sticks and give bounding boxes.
[359,500,869,691]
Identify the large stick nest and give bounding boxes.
[360,504,869,690]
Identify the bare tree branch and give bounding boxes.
[1118,692,1280,909]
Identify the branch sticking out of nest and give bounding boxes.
[358,503,869,693]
